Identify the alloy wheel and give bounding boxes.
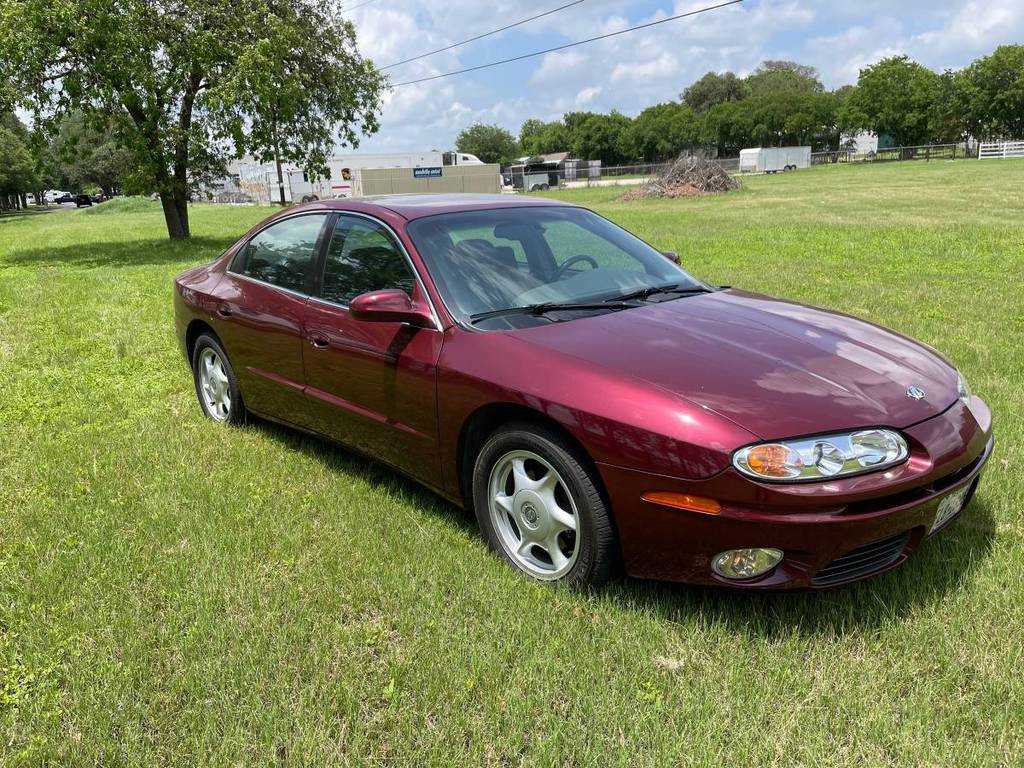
[487,449,580,580]
[198,347,232,422]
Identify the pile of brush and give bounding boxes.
[621,156,740,200]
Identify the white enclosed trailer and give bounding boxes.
[739,146,812,174]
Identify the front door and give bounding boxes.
[301,214,444,488]
[213,212,329,420]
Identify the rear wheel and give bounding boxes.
[191,333,245,424]
[472,423,616,587]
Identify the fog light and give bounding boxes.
[712,548,783,580]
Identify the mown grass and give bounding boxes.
[1,161,1023,766]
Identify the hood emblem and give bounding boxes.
[906,385,926,400]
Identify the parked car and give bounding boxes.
[53,193,75,204]
[74,194,93,207]
[90,193,107,203]
[173,194,992,589]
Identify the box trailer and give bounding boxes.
[739,146,812,174]
[352,164,502,197]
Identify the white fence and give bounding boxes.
[978,141,1024,159]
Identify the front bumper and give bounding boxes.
[600,396,993,588]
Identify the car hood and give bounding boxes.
[506,290,959,440]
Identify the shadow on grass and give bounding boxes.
[3,236,235,269]
[249,416,477,535]
[248,414,995,638]
[0,205,71,221]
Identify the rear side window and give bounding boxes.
[319,216,416,305]
[236,214,326,292]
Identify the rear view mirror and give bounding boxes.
[661,250,680,265]
[349,289,435,327]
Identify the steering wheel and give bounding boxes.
[554,254,599,279]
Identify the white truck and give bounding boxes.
[234,151,485,203]
[739,146,812,174]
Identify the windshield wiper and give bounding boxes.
[604,282,714,303]
[469,301,634,324]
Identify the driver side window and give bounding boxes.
[238,214,326,293]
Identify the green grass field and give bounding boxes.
[2,160,1023,765]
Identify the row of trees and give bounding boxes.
[455,46,1024,166]
[1,0,383,238]
[0,110,137,211]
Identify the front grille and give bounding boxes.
[812,531,912,586]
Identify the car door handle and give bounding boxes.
[310,334,330,349]
[216,305,233,318]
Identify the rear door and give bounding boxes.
[301,214,445,488]
[213,212,329,422]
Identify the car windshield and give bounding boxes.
[405,206,703,329]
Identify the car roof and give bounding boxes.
[314,193,575,221]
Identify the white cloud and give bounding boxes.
[346,0,1024,152]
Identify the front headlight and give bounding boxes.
[732,429,909,482]
[957,373,971,405]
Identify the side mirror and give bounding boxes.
[349,289,434,327]
[661,250,681,265]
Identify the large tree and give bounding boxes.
[563,111,633,165]
[0,113,38,210]
[48,112,134,197]
[620,102,700,162]
[454,123,520,165]
[518,119,569,157]
[2,0,383,239]
[682,71,748,113]
[953,45,1024,141]
[841,56,942,146]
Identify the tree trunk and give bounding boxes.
[274,143,286,206]
[159,193,189,239]
[157,167,191,239]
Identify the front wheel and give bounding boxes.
[472,423,616,587]
[191,333,245,424]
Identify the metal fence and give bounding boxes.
[558,157,740,187]
[810,142,971,166]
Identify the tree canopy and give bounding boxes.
[2,0,383,238]
[952,45,1024,141]
[682,71,748,112]
[454,123,520,165]
[840,56,943,146]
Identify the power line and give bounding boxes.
[339,0,382,12]
[381,0,589,71]
[390,0,744,87]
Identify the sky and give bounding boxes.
[349,0,1024,152]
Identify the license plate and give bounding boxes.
[931,485,971,533]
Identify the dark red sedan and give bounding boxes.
[174,194,992,588]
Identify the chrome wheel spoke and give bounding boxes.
[511,457,534,492]
[549,503,577,533]
[516,538,536,559]
[544,535,569,570]
[494,492,515,515]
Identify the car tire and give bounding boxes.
[191,333,246,425]
[472,422,616,588]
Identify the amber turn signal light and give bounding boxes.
[641,492,721,515]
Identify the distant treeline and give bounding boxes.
[455,45,1024,166]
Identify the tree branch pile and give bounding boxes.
[621,156,740,200]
